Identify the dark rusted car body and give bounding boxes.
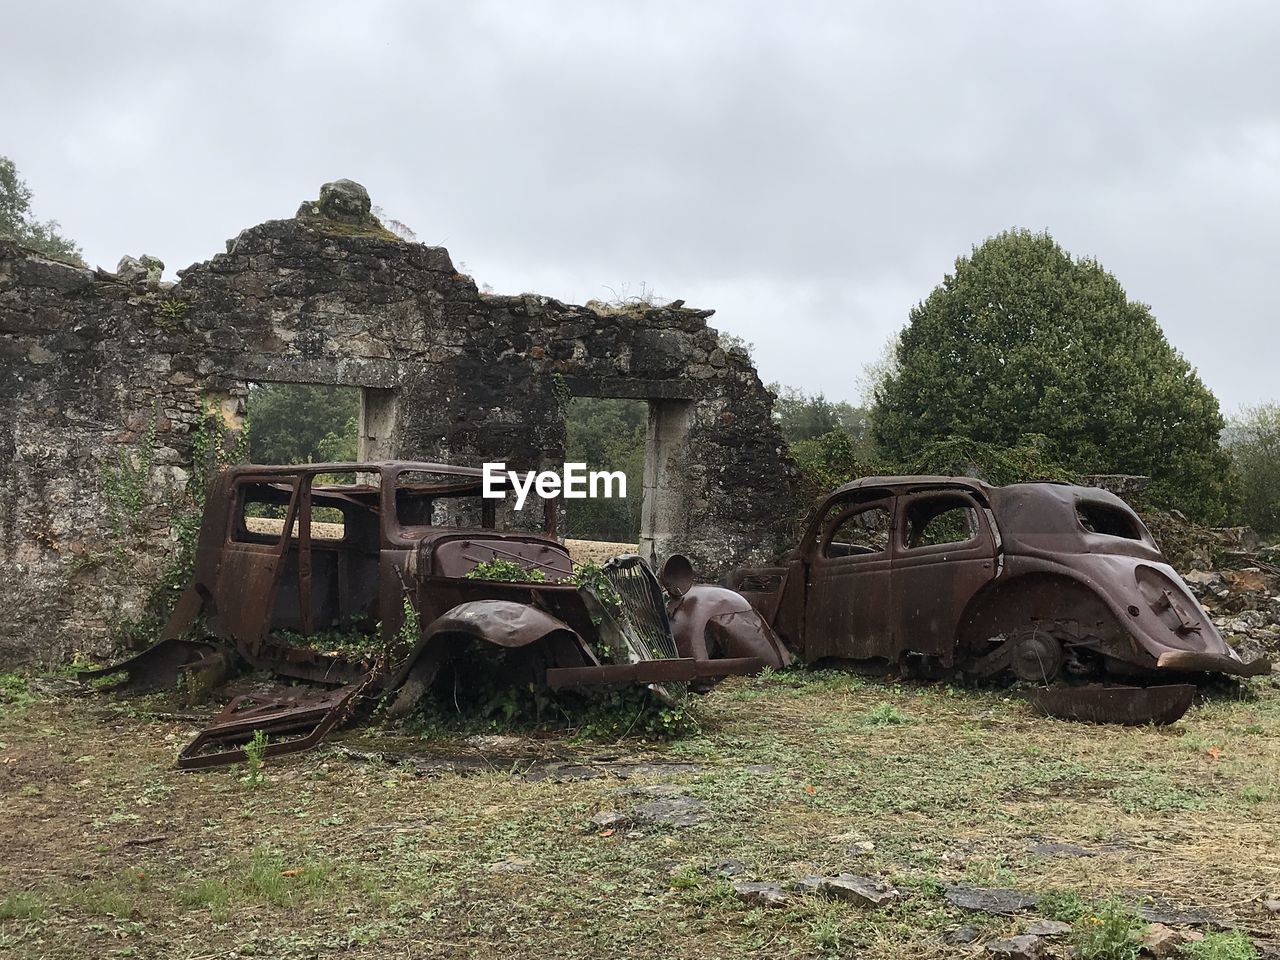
[88,461,787,765]
[727,477,1268,688]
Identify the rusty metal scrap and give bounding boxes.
[88,461,789,766]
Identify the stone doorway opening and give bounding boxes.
[561,393,692,566]
[244,383,394,466]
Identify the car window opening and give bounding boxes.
[904,497,978,549]
[1076,500,1143,540]
[824,506,892,558]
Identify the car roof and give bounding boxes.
[225,461,487,479]
[828,475,995,498]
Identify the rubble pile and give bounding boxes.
[1144,509,1280,666]
[1185,565,1280,666]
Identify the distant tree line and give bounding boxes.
[7,158,1275,540]
[0,155,84,265]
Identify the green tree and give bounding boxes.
[872,230,1235,521]
[1227,403,1280,539]
[0,156,84,265]
[563,397,647,542]
[245,383,360,464]
[771,385,872,447]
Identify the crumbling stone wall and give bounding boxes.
[0,181,799,667]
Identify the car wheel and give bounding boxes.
[1009,628,1066,684]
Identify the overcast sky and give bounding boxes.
[6,1,1277,410]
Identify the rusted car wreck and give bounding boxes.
[727,476,1268,722]
[85,461,790,766]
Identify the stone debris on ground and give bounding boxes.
[1145,509,1280,666]
[1139,923,1204,958]
[944,925,983,945]
[815,873,902,907]
[985,933,1046,959]
[731,881,791,908]
[945,886,1040,915]
[590,785,706,832]
[1023,919,1072,937]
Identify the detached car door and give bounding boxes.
[802,494,896,662]
[891,489,997,662]
[214,475,301,646]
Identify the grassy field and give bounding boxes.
[2,668,1279,959]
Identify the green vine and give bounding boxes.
[465,558,548,582]
[101,407,248,647]
[551,373,572,415]
[101,419,157,552]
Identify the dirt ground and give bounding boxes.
[2,670,1279,959]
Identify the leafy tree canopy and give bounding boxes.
[563,397,646,542]
[872,229,1235,522]
[245,383,360,465]
[770,385,871,447]
[1227,403,1280,539]
[0,156,84,266]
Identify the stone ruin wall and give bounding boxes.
[0,184,801,667]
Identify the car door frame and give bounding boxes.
[800,490,898,662]
[890,487,998,663]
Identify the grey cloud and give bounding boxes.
[5,0,1277,408]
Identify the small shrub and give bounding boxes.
[577,687,701,741]
[465,558,547,582]
[0,673,32,706]
[1038,887,1090,922]
[1184,931,1258,960]
[570,560,622,611]
[240,730,268,787]
[1072,899,1147,960]
[668,866,701,890]
[398,597,421,647]
[860,702,912,726]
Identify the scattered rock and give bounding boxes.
[985,934,1045,959]
[116,254,164,284]
[707,858,747,878]
[614,785,706,827]
[1263,899,1280,913]
[818,874,901,908]
[590,810,629,830]
[946,886,1039,915]
[1024,919,1072,937]
[1026,841,1098,858]
[631,794,705,827]
[463,734,525,751]
[1140,922,1204,958]
[318,178,372,223]
[945,925,982,945]
[1134,897,1217,927]
[792,875,825,894]
[28,676,85,696]
[847,840,876,856]
[488,857,530,873]
[732,881,790,908]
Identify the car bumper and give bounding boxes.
[1156,650,1272,677]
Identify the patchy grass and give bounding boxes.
[1,669,1278,958]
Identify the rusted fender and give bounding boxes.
[667,584,792,667]
[422,600,583,649]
